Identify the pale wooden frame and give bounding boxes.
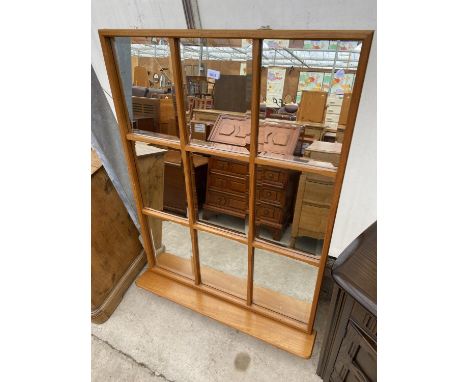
[99,29,373,336]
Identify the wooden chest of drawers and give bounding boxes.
[290,173,334,245]
[290,141,341,246]
[203,157,299,240]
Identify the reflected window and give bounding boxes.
[134,142,191,218]
[181,38,253,147]
[147,216,194,279]
[198,231,248,299]
[113,37,179,139]
[253,249,317,323]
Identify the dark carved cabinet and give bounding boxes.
[318,222,377,382]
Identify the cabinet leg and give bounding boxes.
[289,236,297,249]
[202,209,212,220]
[272,229,282,241]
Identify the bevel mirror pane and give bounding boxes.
[253,249,317,323]
[256,39,361,168]
[181,38,253,152]
[133,142,188,218]
[147,216,193,279]
[191,152,248,235]
[198,231,247,299]
[112,37,180,140]
[254,163,333,256]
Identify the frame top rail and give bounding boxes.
[99,29,373,41]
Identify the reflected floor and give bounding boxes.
[160,220,318,305]
[198,209,323,254]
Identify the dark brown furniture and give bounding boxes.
[202,115,301,240]
[163,150,208,216]
[91,150,146,323]
[213,74,252,112]
[132,115,155,131]
[318,222,377,382]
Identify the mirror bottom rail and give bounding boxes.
[136,268,316,358]
[155,252,312,323]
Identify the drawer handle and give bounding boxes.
[263,209,271,216]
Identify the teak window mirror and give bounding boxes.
[99,29,373,358]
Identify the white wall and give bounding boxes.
[91,0,377,257]
[91,0,187,110]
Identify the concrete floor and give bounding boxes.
[91,278,331,382]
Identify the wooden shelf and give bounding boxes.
[136,269,316,358]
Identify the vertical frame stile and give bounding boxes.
[99,33,156,267]
[306,32,374,334]
[168,37,201,285]
[246,39,263,305]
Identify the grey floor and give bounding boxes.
[92,219,330,382]
[92,281,331,382]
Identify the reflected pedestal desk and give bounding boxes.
[202,115,301,240]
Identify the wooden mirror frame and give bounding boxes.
[99,29,374,358]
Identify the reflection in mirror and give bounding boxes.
[249,39,361,254]
[257,39,361,167]
[112,37,179,139]
[147,216,193,279]
[190,153,248,236]
[198,231,247,299]
[180,38,253,148]
[134,141,188,218]
[255,162,335,256]
[253,249,317,323]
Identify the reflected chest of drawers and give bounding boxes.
[290,172,334,246]
[202,114,301,240]
[203,157,299,241]
[290,141,341,247]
